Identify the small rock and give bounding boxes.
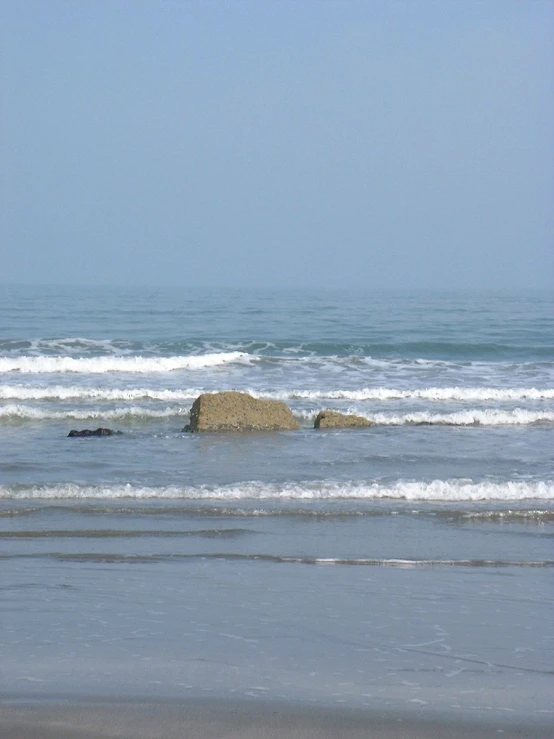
[68,428,122,437]
[314,410,373,429]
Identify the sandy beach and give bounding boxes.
[1,698,553,739]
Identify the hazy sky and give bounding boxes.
[1,0,552,289]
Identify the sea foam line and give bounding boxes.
[280,387,554,402]
[0,386,203,401]
[303,408,554,426]
[1,405,552,425]
[1,385,553,402]
[0,405,188,421]
[1,480,552,501]
[0,352,249,374]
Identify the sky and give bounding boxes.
[1,0,553,289]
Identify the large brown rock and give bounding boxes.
[183,392,300,432]
[314,410,373,429]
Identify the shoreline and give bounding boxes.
[1,696,552,739]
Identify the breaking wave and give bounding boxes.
[0,353,249,374]
[1,479,552,501]
[303,408,554,426]
[0,405,189,421]
[277,387,554,402]
[1,385,552,402]
[1,405,552,425]
[0,386,202,401]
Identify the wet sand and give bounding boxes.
[1,698,552,739]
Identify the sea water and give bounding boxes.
[0,285,552,718]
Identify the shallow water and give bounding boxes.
[0,286,552,717]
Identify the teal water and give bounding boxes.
[0,286,552,717]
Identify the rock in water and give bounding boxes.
[183,391,300,432]
[68,428,122,437]
[314,410,373,429]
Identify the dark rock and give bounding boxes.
[68,428,122,437]
[183,391,300,432]
[314,410,373,429]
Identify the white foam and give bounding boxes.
[271,387,554,402]
[0,404,188,420]
[301,408,554,426]
[1,404,552,424]
[0,385,202,401]
[1,479,552,501]
[1,384,553,403]
[370,409,554,425]
[0,353,248,374]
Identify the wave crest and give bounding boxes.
[280,387,554,402]
[1,480,552,502]
[2,384,553,402]
[0,404,188,421]
[0,386,202,401]
[0,353,248,374]
[1,405,552,425]
[301,408,554,426]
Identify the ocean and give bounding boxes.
[0,285,553,722]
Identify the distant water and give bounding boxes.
[1,285,553,717]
